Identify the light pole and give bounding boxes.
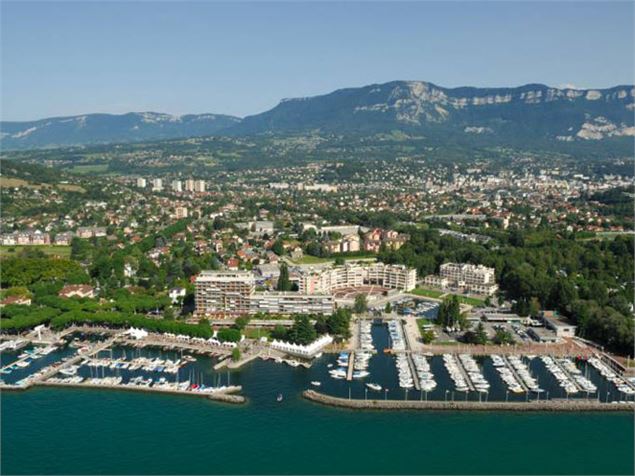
[445,390,449,402]
[385,388,388,401]
[365,388,368,401]
[348,386,351,400]
[505,390,509,402]
[605,391,610,404]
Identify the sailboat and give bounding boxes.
[276,393,283,402]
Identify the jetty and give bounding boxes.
[303,390,633,412]
[453,354,475,391]
[502,355,529,392]
[346,351,355,381]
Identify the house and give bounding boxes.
[0,295,32,307]
[169,287,187,304]
[59,285,95,299]
[54,232,74,246]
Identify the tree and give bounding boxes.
[334,256,345,266]
[231,347,241,361]
[326,308,352,338]
[271,239,285,256]
[271,324,288,341]
[384,302,392,314]
[287,315,317,345]
[234,315,250,330]
[493,329,515,345]
[276,263,291,291]
[353,294,368,314]
[420,328,435,344]
[217,328,241,342]
[463,322,488,345]
[437,295,464,329]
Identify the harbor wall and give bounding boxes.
[303,390,633,412]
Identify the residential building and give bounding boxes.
[299,263,417,294]
[171,180,182,192]
[136,178,147,188]
[195,270,334,316]
[194,180,206,193]
[426,262,499,295]
[175,206,188,219]
[152,178,163,192]
[58,285,95,299]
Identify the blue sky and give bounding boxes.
[1,1,633,121]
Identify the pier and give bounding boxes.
[303,390,633,412]
[551,357,585,392]
[453,354,475,391]
[502,355,528,392]
[400,321,420,391]
[346,351,355,381]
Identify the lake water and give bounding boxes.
[1,324,634,474]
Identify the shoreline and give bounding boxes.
[302,390,634,412]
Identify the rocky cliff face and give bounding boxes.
[234,81,634,143]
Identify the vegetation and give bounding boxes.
[353,294,368,314]
[436,295,467,330]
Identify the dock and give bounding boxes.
[502,355,529,392]
[400,321,420,391]
[346,351,355,381]
[551,357,585,392]
[453,354,475,391]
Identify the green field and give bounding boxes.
[408,287,445,299]
[0,245,71,258]
[70,164,109,174]
[243,327,272,339]
[408,287,486,307]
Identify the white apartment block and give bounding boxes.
[136,178,147,188]
[299,263,417,294]
[194,180,206,193]
[152,178,163,192]
[435,262,498,295]
[195,270,333,316]
[171,180,182,192]
[185,179,195,192]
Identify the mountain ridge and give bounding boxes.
[2,81,633,150]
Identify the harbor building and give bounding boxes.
[424,262,498,295]
[299,263,417,294]
[541,311,577,338]
[195,271,333,317]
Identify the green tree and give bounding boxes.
[384,302,392,314]
[287,315,317,345]
[353,294,368,314]
[276,263,291,291]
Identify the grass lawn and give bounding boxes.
[409,287,445,299]
[454,295,487,307]
[0,245,72,259]
[243,327,272,339]
[70,164,109,174]
[292,255,332,264]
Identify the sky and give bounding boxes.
[1,1,634,121]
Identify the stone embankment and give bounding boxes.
[303,390,633,412]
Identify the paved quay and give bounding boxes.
[303,390,634,412]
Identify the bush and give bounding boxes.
[217,328,241,343]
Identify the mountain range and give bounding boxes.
[1,81,633,150]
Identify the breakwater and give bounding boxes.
[303,390,633,412]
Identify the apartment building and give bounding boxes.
[171,180,182,192]
[195,271,255,315]
[424,262,498,295]
[194,180,206,193]
[184,179,195,192]
[175,206,188,219]
[152,178,163,192]
[299,263,417,294]
[136,178,147,188]
[195,271,334,316]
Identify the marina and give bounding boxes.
[2,324,635,406]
